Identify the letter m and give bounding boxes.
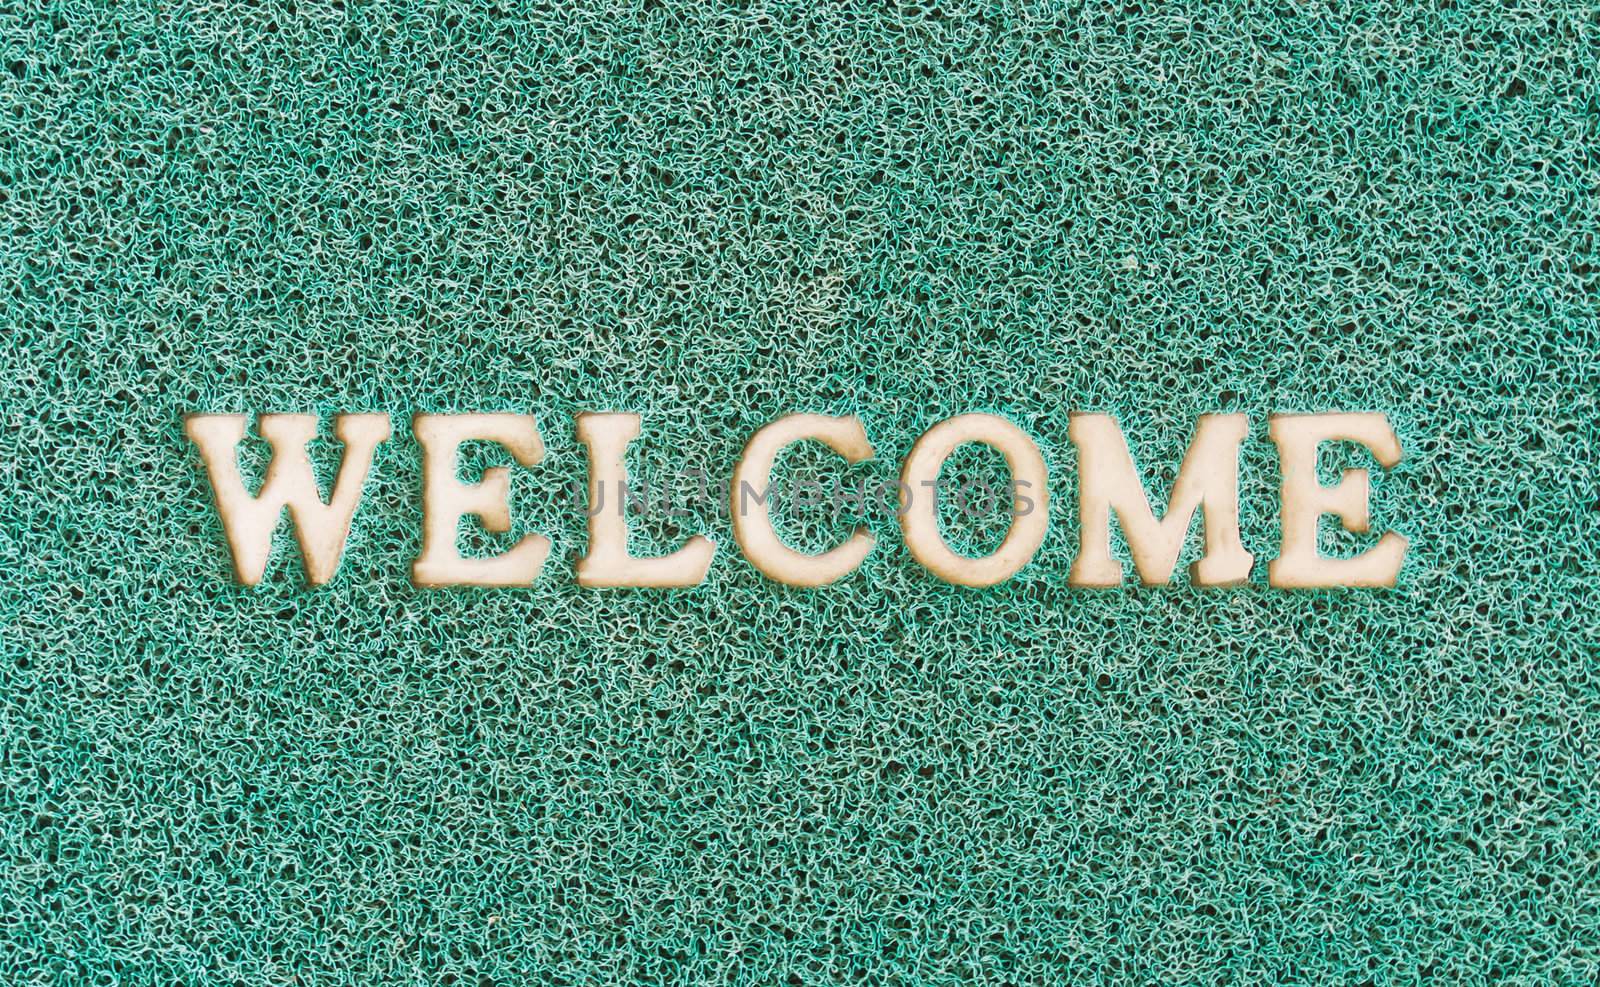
[1068,413,1254,587]
[184,414,390,585]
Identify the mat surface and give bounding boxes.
[2,0,1597,983]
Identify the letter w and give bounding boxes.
[185,414,390,585]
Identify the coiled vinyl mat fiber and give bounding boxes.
[2,0,1598,983]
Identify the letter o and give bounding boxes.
[899,414,1050,587]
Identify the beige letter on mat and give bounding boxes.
[576,412,715,587]
[899,413,1050,587]
[185,413,390,586]
[413,413,550,587]
[732,414,876,587]
[1268,412,1407,588]
[1068,413,1253,587]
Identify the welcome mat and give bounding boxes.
[2,0,1595,983]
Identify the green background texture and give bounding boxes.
[1,0,1597,983]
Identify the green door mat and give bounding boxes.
[1,0,1595,983]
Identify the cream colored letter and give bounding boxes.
[731,414,875,587]
[185,413,390,586]
[1268,413,1407,588]
[899,414,1049,587]
[1068,413,1253,587]
[412,413,550,587]
[575,412,715,587]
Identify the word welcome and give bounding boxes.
[185,411,1408,590]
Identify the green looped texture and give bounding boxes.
[1,0,1596,983]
